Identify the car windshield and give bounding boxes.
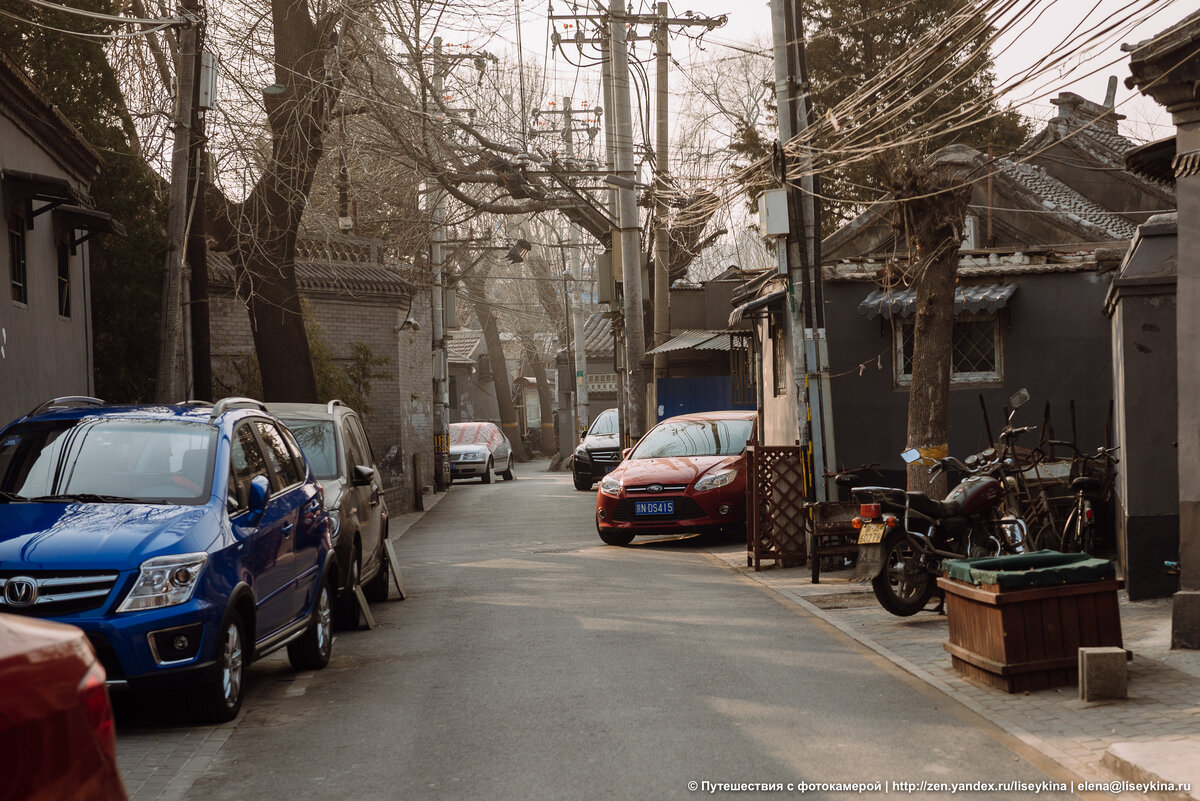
[450,423,495,446]
[281,420,338,480]
[0,418,217,504]
[629,418,754,459]
[588,411,618,436]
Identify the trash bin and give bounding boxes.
[937,551,1124,692]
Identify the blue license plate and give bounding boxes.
[635,500,674,516]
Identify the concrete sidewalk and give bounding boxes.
[706,545,1200,798]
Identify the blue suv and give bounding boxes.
[0,397,336,722]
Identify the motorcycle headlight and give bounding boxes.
[694,469,737,492]
[599,475,621,496]
[117,553,208,613]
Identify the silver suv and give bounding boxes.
[268,401,391,628]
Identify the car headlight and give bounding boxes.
[574,448,591,462]
[117,553,208,613]
[599,475,621,496]
[694,469,737,492]
[327,508,341,540]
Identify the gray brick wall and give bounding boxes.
[209,262,433,514]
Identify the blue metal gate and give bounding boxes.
[655,376,755,421]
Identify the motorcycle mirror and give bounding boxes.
[901,448,922,464]
[1009,387,1030,410]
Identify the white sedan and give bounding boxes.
[449,422,515,483]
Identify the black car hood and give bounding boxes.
[576,432,620,455]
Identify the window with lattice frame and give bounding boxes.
[894,314,1002,386]
[772,323,788,397]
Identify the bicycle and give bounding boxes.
[1046,440,1119,554]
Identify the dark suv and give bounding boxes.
[0,397,335,722]
[572,408,621,491]
[268,401,390,630]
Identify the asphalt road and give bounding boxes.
[165,463,1076,801]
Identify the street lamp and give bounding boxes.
[506,238,533,263]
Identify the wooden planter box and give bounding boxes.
[938,575,1123,693]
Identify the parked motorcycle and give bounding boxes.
[852,447,1028,617]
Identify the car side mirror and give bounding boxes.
[352,464,375,487]
[621,447,633,460]
[247,475,270,524]
[580,429,588,440]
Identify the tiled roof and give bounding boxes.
[998,159,1138,240]
[445,330,484,359]
[208,249,414,297]
[645,330,746,355]
[581,312,615,358]
[858,283,1018,320]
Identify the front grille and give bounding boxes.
[626,484,688,493]
[85,632,126,680]
[0,571,120,617]
[589,448,621,464]
[612,496,705,522]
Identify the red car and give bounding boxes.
[0,613,128,801]
[595,410,756,545]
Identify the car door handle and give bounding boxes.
[304,499,321,513]
[281,522,294,537]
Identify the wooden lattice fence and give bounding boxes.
[745,444,812,571]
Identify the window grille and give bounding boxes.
[730,336,754,404]
[57,242,71,317]
[772,324,788,397]
[9,217,27,305]
[895,315,1002,386]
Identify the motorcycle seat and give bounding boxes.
[906,491,960,518]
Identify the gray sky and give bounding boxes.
[506,0,1200,144]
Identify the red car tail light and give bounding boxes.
[860,503,880,519]
[78,661,116,759]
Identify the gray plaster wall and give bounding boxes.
[821,271,1115,485]
[0,116,93,428]
[1111,291,1178,598]
[1177,133,1200,595]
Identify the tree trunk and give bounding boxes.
[886,152,974,497]
[520,333,557,456]
[904,245,956,497]
[466,273,528,461]
[202,0,342,403]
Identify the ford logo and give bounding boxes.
[648,484,663,493]
[4,576,38,608]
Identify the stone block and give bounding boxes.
[1172,589,1200,649]
[1078,646,1127,701]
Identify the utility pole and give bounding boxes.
[551,3,724,442]
[599,27,627,448]
[155,2,199,403]
[563,97,591,438]
[770,0,836,500]
[608,11,648,442]
[188,44,213,401]
[651,2,670,409]
[409,37,492,490]
[429,36,449,491]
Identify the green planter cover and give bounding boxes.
[943,550,1116,590]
